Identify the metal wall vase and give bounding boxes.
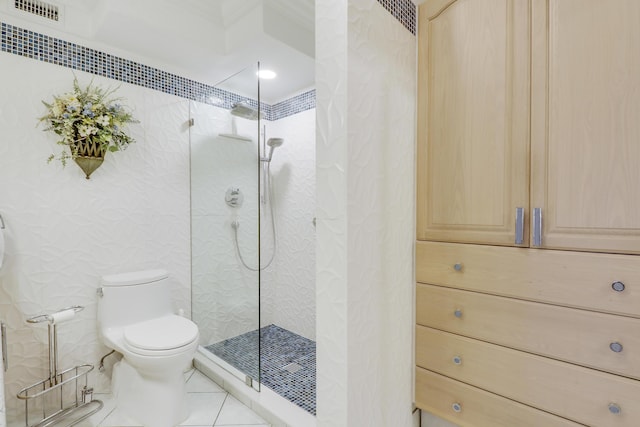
[73,141,105,179]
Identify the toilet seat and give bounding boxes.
[123,315,199,356]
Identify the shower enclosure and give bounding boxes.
[190,63,316,420]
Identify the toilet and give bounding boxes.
[97,269,199,427]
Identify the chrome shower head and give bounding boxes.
[230,101,263,120]
[266,138,284,161]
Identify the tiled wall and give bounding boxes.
[0,51,192,423]
[190,102,316,346]
[0,22,315,121]
[316,0,416,425]
[377,0,416,34]
[190,100,261,347]
[260,109,317,341]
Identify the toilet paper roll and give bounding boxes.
[50,308,76,324]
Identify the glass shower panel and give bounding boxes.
[190,64,261,389]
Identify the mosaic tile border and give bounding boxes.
[0,21,315,120]
[377,0,416,35]
[206,324,316,415]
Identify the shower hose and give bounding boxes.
[232,162,277,271]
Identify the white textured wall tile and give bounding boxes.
[190,102,261,346]
[0,52,191,424]
[316,0,349,425]
[317,0,416,425]
[260,110,316,341]
[345,0,416,424]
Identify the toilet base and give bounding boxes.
[112,359,189,427]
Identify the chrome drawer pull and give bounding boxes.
[452,356,462,365]
[608,403,621,414]
[454,263,463,272]
[610,342,623,353]
[611,281,625,292]
[454,310,463,318]
[452,403,462,413]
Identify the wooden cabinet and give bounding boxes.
[416,0,530,247]
[530,0,640,254]
[416,1,640,426]
[417,0,640,254]
[415,242,640,426]
[415,368,583,427]
[416,327,640,427]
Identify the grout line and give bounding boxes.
[211,392,229,426]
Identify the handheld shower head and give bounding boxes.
[267,138,284,148]
[266,138,284,161]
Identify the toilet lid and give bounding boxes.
[124,315,198,351]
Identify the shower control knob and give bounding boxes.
[225,187,244,208]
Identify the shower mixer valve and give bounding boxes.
[225,187,244,208]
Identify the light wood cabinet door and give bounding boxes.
[416,0,530,246]
[531,0,640,254]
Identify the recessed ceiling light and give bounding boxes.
[257,69,277,79]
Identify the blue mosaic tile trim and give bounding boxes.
[377,0,416,35]
[206,324,316,415]
[271,90,316,121]
[0,21,313,120]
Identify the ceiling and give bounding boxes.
[7,0,316,103]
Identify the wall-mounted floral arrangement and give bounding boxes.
[39,78,138,179]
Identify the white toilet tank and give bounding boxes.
[98,269,174,330]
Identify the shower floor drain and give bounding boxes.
[281,362,303,373]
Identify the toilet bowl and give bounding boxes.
[97,269,199,427]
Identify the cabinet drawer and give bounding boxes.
[416,367,582,427]
[416,326,640,427]
[416,240,640,318]
[417,283,640,379]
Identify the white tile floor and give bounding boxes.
[77,369,270,427]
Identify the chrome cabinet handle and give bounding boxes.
[454,263,463,272]
[452,356,462,365]
[452,402,462,413]
[454,310,463,318]
[2,322,7,372]
[532,208,542,247]
[515,207,524,244]
[612,281,625,292]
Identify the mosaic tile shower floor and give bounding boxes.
[205,324,316,415]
